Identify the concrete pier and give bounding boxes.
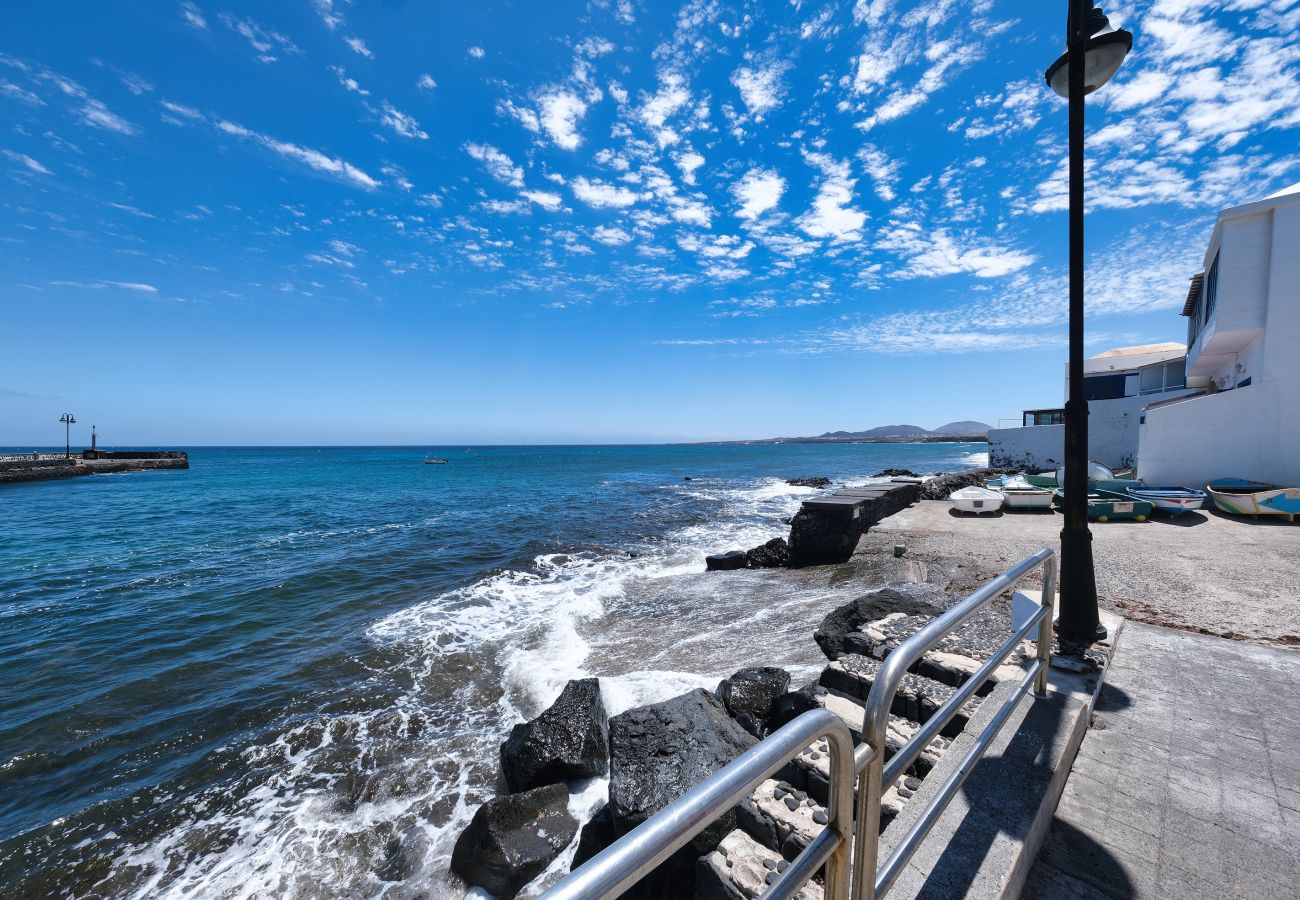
[0,451,189,484]
[786,481,922,567]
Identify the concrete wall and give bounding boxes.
[1139,384,1300,486]
[990,389,1196,471]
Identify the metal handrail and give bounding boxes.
[539,708,863,900]
[853,547,1057,900]
[537,549,1057,900]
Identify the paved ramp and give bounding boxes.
[1026,623,1300,898]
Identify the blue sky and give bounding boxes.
[2,0,1297,445]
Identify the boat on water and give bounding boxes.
[1093,481,1207,515]
[1052,488,1152,522]
[423,458,449,464]
[950,486,1005,515]
[1205,478,1300,521]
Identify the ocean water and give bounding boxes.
[0,443,986,898]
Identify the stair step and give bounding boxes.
[736,777,828,860]
[815,691,950,775]
[695,829,823,900]
[819,655,982,736]
[855,610,1032,691]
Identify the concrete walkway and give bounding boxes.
[1025,622,1300,898]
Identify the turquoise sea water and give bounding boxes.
[0,443,986,898]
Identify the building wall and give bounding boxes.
[989,388,1196,470]
[1138,383,1300,486]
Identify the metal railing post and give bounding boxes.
[851,740,883,900]
[1035,553,1057,697]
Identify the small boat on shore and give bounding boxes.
[1094,482,1206,515]
[1001,485,1055,509]
[1206,479,1300,521]
[1052,488,1152,522]
[950,486,1004,515]
[423,457,449,464]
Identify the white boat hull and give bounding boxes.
[949,487,1004,514]
[1001,489,1054,509]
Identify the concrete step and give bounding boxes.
[854,609,1033,692]
[814,690,950,775]
[818,655,983,737]
[695,828,823,900]
[736,777,828,861]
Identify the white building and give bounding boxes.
[1138,182,1300,486]
[988,343,1194,471]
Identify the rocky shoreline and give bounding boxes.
[448,466,1023,898]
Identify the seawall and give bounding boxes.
[0,452,189,484]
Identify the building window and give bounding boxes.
[1084,374,1127,401]
[1138,359,1187,395]
[1022,409,1064,426]
[1204,250,1219,323]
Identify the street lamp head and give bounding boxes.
[1045,28,1133,97]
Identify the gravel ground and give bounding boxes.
[844,500,1300,646]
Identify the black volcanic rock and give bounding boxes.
[874,468,921,478]
[706,550,749,571]
[571,802,618,871]
[813,585,946,660]
[450,783,577,899]
[716,667,790,737]
[606,690,758,898]
[745,537,789,568]
[786,476,832,488]
[500,678,609,793]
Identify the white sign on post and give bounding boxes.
[1011,590,1041,641]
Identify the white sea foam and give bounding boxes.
[101,474,818,898]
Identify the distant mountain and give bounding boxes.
[719,420,991,445]
[819,424,931,438]
[931,421,991,435]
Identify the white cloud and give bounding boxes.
[215,119,378,189]
[465,142,524,187]
[1,81,43,106]
[592,224,633,245]
[2,149,51,174]
[417,73,436,90]
[380,102,427,139]
[857,145,900,201]
[730,61,788,119]
[80,99,137,135]
[159,99,203,121]
[539,90,588,150]
[521,189,563,211]
[879,224,1035,279]
[179,1,207,29]
[572,176,639,208]
[732,168,785,219]
[330,66,369,96]
[640,71,691,138]
[797,152,867,241]
[468,46,486,59]
[219,13,300,64]
[313,0,344,30]
[675,150,705,184]
[345,36,374,59]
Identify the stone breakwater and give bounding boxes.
[0,451,189,484]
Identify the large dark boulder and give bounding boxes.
[766,681,828,733]
[744,537,789,569]
[705,550,749,571]
[874,468,920,478]
[501,678,609,793]
[786,476,831,488]
[606,689,758,898]
[450,783,578,899]
[716,667,791,737]
[813,585,945,660]
[571,802,618,871]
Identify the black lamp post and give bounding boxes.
[1044,1,1132,643]
[59,412,77,459]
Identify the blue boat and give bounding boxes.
[1206,479,1300,521]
